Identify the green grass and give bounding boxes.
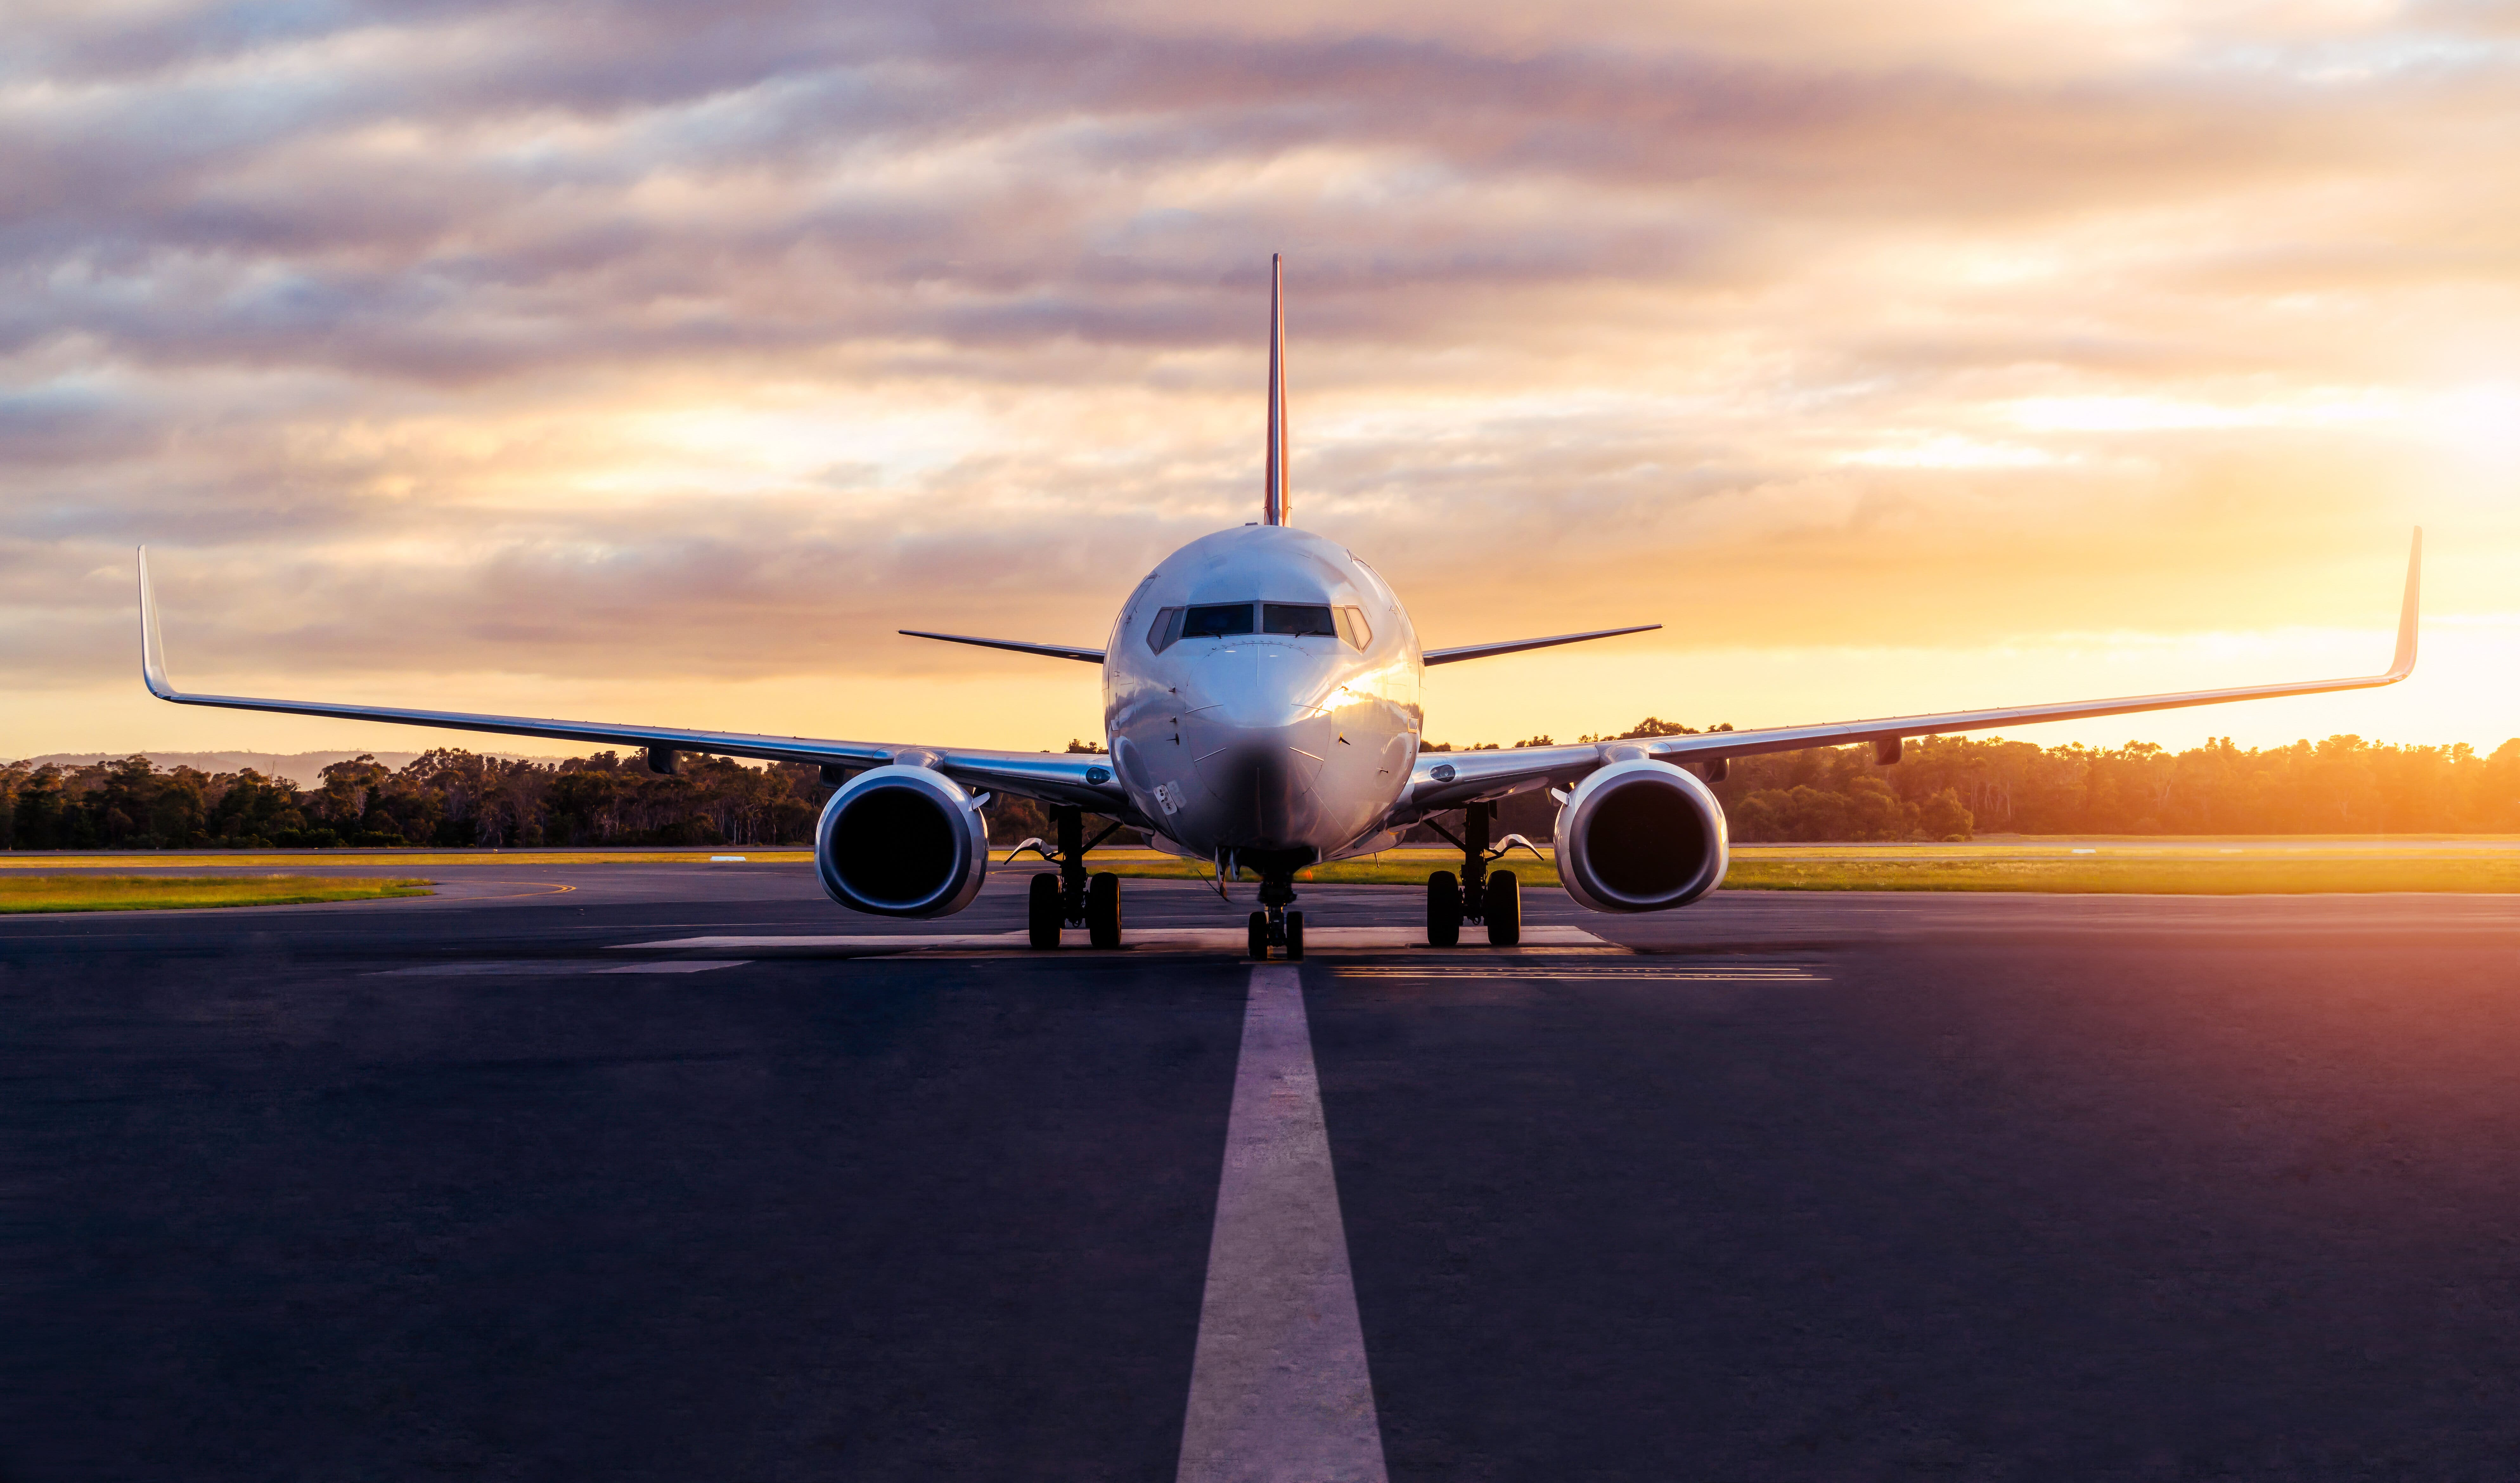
[0,875,435,913]
[0,850,811,868]
[14,841,2520,896]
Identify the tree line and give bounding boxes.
[1420,720,2520,842]
[5,726,2516,850]
[0,750,826,850]
[1691,726,2520,841]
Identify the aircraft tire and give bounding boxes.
[1087,872,1123,949]
[1027,872,1062,949]
[1285,910,1304,961]
[1484,869,1520,946]
[1427,871,1462,947]
[1247,911,1271,960]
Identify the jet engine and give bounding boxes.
[814,764,989,917]
[1555,758,1730,913]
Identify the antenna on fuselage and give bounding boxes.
[1263,252,1288,527]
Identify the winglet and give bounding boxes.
[1263,252,1288,527]
[2390,526,2421,679]
[137,545,176,700]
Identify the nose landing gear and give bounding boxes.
[1242,852,1310,961]
[1013,805,1126,949]
[1422,800,1535,947]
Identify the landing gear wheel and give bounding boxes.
[1086,872,1123,949]
[1247,911,1271,960]
[1027,872,1062,950]
[1484,869,1521,946]
[1284,910,1304,961]
[1427,870,1462,947]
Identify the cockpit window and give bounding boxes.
[1262,603,1337,637]
[1149,600,1369,652]
[1181,603,1256,639]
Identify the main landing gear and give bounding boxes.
[1422,800,1531,947]
[1242,850,1310,961]
[1017,805,1125,950]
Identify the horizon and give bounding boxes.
[12,720,2515,781]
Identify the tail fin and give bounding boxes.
[1263,253,1288,526]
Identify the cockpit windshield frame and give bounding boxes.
[1148,600,1373,653]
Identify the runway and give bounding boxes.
[6,863,2520,1479]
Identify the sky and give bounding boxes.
[6,0,2517,763]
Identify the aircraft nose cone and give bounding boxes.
[1174,644,1341,847]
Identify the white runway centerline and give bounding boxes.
[1178,966,1388,1483]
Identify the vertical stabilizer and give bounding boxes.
[1263,253,1288,526]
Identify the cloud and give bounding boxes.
[4,0,2516,750]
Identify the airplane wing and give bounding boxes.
[1424,625,1659,665]
[1402,529,2422,816]
[898,630,1107,663]
[136,549,1142,818]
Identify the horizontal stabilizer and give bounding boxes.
[899,630,1107,664]
[1424,624,1659,666]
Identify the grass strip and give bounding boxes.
[0,875,434,914]
[9,847,2519,895]
[0,851,816,869]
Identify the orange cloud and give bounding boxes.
[4,0,2514,755]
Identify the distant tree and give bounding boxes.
[12,765,66,850]
[316,756,390,828]
[1918,788,1974,840]
[208,769,304,844]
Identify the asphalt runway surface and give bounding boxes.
[6,863,2520,1480]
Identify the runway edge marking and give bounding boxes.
[1176,965,1389,1483]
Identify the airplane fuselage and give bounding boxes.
[1103,525,1423,866]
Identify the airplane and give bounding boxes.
[137,254,2424,961]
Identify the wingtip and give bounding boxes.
[137,544,174,700]
[2390,525,2422,679]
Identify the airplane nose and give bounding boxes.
[1179,645,1339,730]
[1174,646,1340,846]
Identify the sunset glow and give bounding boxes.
[7,0,2515,760]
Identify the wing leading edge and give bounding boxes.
[1405,529,2423,815]
[134,549,1138,816]
[897,630,1107,664]
[1424,625,1661,665]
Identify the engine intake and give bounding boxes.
[1556,758,1729,913]
[815,764,988,917]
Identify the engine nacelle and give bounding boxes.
[1556,758,1730,913]
[814,764,988,918]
